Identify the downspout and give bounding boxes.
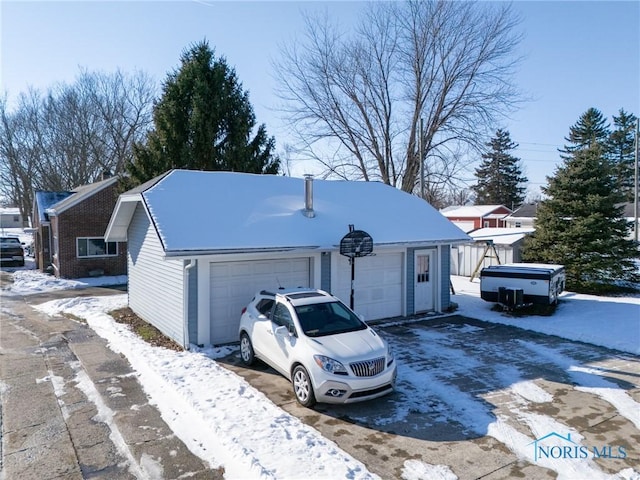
[183,259,196,350]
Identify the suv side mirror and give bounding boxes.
[274,325,296,338]
[274,325,289,337]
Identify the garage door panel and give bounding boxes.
[336,253,403,321]
[210,258,310,344]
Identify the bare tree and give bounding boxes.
[0,69,155,218]
[274,0,523,203]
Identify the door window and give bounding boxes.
[417,255,430,283]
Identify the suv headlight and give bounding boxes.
[386,342,394,366]
[313,355,348,375]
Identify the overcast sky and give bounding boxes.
[1,1,638,198]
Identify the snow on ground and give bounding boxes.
[6,269,127,294]
[30,294,374,480]
[3,268,639,479]
[450,276,640,355]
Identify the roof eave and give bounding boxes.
[163,245,321,258]
[104,194,143,242]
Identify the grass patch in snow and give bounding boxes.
[110,307,183,351]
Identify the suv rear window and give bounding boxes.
[256,298,274,316]
[0,238,21,246]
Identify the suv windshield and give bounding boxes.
[295,301,367,337]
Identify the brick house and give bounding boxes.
[440,205,512,232]
[32,176,127,279]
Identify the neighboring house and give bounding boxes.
[32,177,127,279]
[105,170,471,348]
[0,207,29,228]
[504,203,538,229]
[620,201,640,241]
[451,227,535,276]
[440,205,512,232]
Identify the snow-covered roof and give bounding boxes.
[34,191,73,223]
[469,227,535,246]
[46,176,119,215]
[0,207,21,215]
[106,170,471,255]
[441,205,511,218]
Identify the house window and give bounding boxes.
[484,221,490,228]
[77,237,118,258]
[12,215,19,222]
[515,221,522,228]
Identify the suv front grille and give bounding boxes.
[350,357,385,377]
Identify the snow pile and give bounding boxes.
[5,269,127,295]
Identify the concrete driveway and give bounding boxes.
[2,269,638,479]
[0,275,223,480]
[219,316,640,479]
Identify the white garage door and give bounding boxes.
[335,252,403,321]
[209,257,311,344]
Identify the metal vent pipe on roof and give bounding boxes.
[303,174,315,218]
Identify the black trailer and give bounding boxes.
[480,263,566,309]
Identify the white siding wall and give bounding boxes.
[127,203,185,345]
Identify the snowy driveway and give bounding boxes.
[221,315,640,479]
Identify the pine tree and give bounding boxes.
[128,41,279,184]
[472,129,528,208]
[523,111,638,293]
[560,107,610,155]
[609,109,638,201]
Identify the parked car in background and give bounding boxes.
[0,237,25,267]
[238,288,396,407]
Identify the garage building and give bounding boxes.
[105,170,470,347]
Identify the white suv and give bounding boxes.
[238,288,396,407]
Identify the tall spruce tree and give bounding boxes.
[128,41,279,184]
[472,129,528,208]
[523,110,639,293]
[609,109,638,201]
[561,107,610,155]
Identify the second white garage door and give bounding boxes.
[335,252,403,321]
[209,257,311,344]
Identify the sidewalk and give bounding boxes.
[0,285,224,480]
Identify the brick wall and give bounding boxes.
[52,184,127,279]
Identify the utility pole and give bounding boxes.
[635,118,639,243]
[419,117,424,200]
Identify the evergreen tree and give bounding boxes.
[472,129,528,208]
[128,40,279,184]
[523,111,638,293]
[560,107,610,156]
[608,109,638,201]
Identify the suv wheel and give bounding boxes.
[292,365,316,408]
[239,333,255,365]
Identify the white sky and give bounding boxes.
[1,1,638,198]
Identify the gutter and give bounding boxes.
[183,259,196,350]
[164,245,321,258]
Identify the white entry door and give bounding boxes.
[414,250,435,312]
